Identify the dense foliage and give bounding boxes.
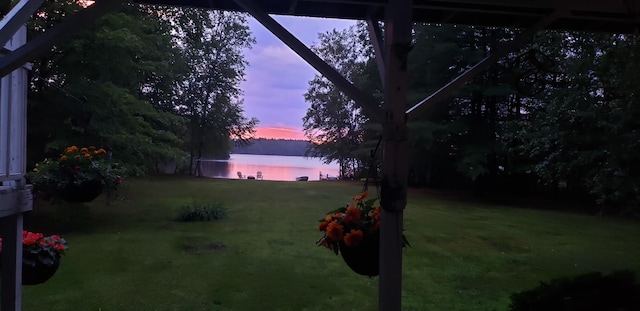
[25,1,256,177]
[508,270,640,311]
[304,23,640,215]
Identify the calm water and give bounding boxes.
[199,154,340,181]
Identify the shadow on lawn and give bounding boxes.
[24,198,98,234]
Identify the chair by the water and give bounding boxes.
[256,171,263,180]
[237,171,243,179]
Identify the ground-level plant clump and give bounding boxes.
[174,201,227,222]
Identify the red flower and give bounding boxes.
[342,205,362,224]
[372,206,381,221]
[344,230,364,247]
[318,221,329,231]
[326,222,344,241]
[352,191,368,202]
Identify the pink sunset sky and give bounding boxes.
[241,15,355,140]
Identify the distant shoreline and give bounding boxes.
[231,138,311,157]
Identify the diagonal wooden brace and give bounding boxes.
[232,0,384,123]
[0,0,44,48]
[0,0,125,78]
[406,8,567,120]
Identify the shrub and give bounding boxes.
[174,202,227,222]
[508,270,640,311]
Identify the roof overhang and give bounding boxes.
[135,0,640,34]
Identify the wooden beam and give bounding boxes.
[0,0,125,77]
[378,0,411,309]
[366,13,385,91]
[0,187,32,218]
[406,8,566,120]
[0,213,24,311]
[0,0,44,48]
[231,0,384,123]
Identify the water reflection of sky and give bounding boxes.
[200,154,340,181]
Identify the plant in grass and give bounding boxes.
[0,231,68,267]
[175,201,228,222]
[27,145,123,202]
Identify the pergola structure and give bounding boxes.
[1,0,639,310]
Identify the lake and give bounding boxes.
[198,154,340,181]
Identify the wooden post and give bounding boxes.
[379,0,412,310]
[0,214,24,311]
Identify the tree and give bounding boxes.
[27,2,187,175]
[405,24,521,192]
[163,8,257,175]
[303,26,370,178]
[505,32,640,215]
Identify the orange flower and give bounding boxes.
[319,221,329,231]
[80,147,89,154]
[352,191,368,202]
[97,148,107,155]
[344,229,364,247]
[89,146,96,151]
[83,153,91,159]
[60,155,68,162]
[66,145,79,154]
[372,206,381,221]
[326,222,344,241]
[342,205,362,223]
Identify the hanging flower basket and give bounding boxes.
[339,231,379,276]
[317,191,409,277]
[21,253,61,285]
[27,145,123,203]
[0,231,68,285]
[60,179,104,203]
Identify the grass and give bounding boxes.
[14,175,640,311]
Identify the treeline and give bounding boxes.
[232,139,310,156]
[304,24,640,215]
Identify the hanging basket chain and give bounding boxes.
[363,135,383,199]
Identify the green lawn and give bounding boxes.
[15,176,640,310]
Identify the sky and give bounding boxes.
[240,16,356,140]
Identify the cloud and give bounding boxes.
[240,16,356,137]
[254,126,306,140]
[243,45,312,90]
